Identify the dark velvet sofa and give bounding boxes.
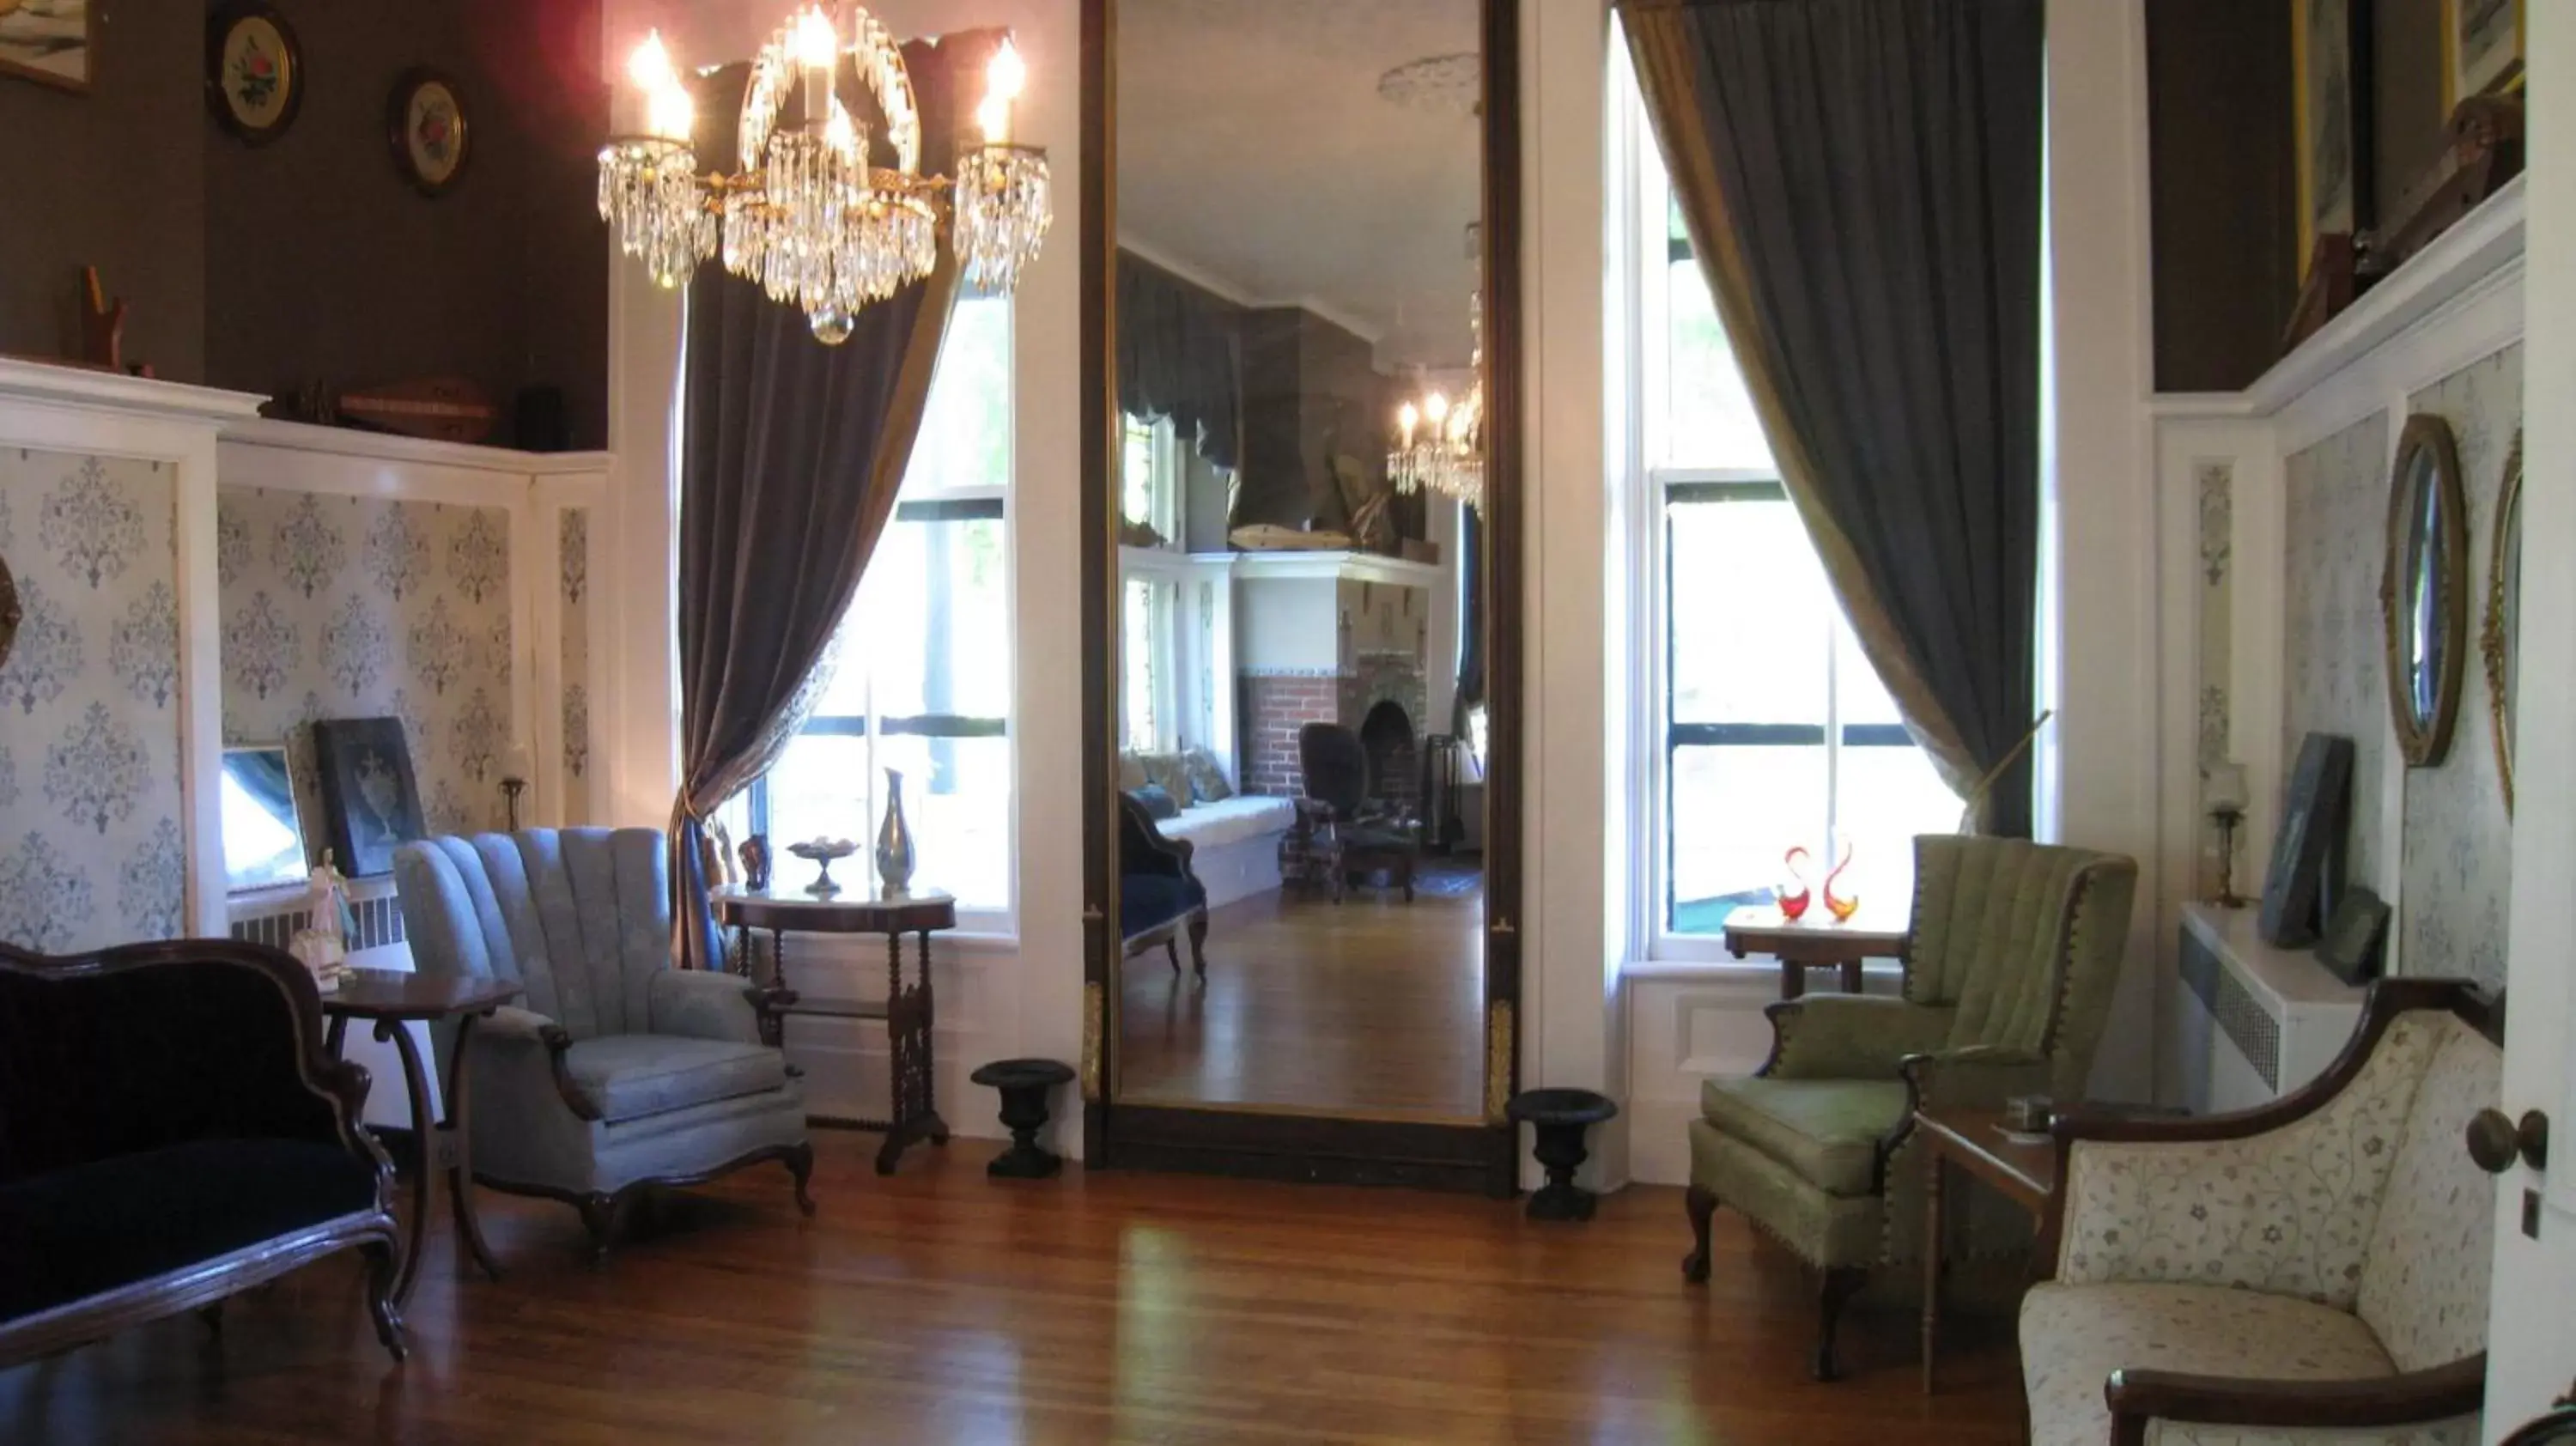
[0,940,406,1367]
[1120,793,1209,981]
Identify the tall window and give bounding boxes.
[1618,45,1959,954]
[1118,414,1187,751]
[750,295,1015,917]
[1121,413,1182,546]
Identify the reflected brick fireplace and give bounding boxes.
[1239,650,1429,805]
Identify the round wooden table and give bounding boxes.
[710,886,957,1175]
[319,968,522,1304]
[1719,908,1908,999]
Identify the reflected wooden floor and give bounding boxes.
[1117,878,1485,1118]
[0,1136,2027,1444]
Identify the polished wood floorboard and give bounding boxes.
[0,1137,2027,1444]
[1117,880,1485,1118]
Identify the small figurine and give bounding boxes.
[289,850,355,992]
[1777,845,1813,921]
[1823,841,1860,923]
[739,832,772,892]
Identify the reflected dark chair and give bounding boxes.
[1297,721,1419,903]
[1120,793,1208,981]
[0,940,406,1366]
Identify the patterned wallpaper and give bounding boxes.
[2281,409,2389,897]
[560,507,592,814]
[0,449,187,951]
[217,486,515,859]
[2397,345,2519,989]
[2196,460,2233,896]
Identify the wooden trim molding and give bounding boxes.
[2107,1357,2487,1445]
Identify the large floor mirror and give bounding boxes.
[1079,0,1522,1190]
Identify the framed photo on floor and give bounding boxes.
[311,717,427,878]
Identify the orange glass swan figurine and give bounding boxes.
[1823,841,1860,922]
[1777,846,1813,920]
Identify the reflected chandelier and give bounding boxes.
[1388,224,1485,512]
[598,5,1053,343]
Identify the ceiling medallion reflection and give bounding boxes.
[598,4,1053,343]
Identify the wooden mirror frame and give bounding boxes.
[0,550,18,671]
[2381,413,2469,769]
[2481,426,2523,813]
[1076,0,1523,1193]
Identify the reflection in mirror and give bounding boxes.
[222,745,309,892]
[2384,414,2466,767]
[1111,0,1486,1120]
[2405,451,2445,726]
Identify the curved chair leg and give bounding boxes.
[576,1192,623,1266]
[786,1142,817,1217]
[1681,1184,1716,1284]
[361,1239,409,1363]
[1186,910,1208,982]
[1164,936,1181,973]
[1814,1268,1864,1382]
[196,1303,224,1337]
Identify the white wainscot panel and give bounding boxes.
[1624,970,1788,1187]
[767,933,1022,1150]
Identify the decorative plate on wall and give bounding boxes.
[386,68,470,196]
[205,3,302,143]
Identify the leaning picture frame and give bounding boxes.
[2291,0,2377,281]
[310,716,428,878]
[2443,0,2524,112]
[0,0,94,94]
[2258,732,2355,948]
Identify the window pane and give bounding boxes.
[858,517,1008,721]
[1122,417,1154,529]
[1121,576,1157,750]
[1668,495,1829,726]
[908,295,1013,494]
[1669,744,1824,933]
[1661,209,1772,472]
[1833,744,1963,915]
[1832,612,1905,728]
[873,732,1011,908]
[765,733,869,866]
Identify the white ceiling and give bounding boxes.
[1117,0,1483,370]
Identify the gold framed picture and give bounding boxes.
[205,3,303,144]
[0,0,94,94]
[2291,0,2373,277]
[2442,0,2524,112]
[387,68,471,197]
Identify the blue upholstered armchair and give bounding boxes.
[392,829,812,1261]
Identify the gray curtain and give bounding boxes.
[668,36,984,968]
[1620,0,2045,835]
[1117,250,1242,472]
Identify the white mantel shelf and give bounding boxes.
[0,356,264,424]
[222,416,613,476]
[1230,549,1443,587]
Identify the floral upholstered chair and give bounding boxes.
[1683,835,2137,1379]
[2022,978,2503,1446]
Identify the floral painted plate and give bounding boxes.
[387,67,470,197]
[205,2,301,144]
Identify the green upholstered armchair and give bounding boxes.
[1680,835,2137,1380]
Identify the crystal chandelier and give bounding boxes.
[1389,228,1485,513]
[598,6,1053,343]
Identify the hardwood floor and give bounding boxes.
[1117,878,1485,1118]
[0,1136,2027,1444]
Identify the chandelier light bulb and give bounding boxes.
[791,7,839,69]
[980,39,1025,144]
[1398,401,1419,447]
[647,82,695,143]
[627,29,677,93]
[1425,392,1450,426]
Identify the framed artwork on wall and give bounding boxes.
[2290,0,2376,280]
[205,3,302,144]
[0,0,92,93]
[387,68,471,197]
[311,717,428,878]
[2444,0,2525,112]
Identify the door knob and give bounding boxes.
[2467,1108,2549,1174]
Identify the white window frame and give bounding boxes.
[1120,411,1185,547]
[1613,40,1936,966]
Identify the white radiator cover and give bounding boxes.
[2175,902,2366,1112]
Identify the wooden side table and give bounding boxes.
[711,885,957,1176]
[1720,908,1908,999]
[1914,1106,2057,1394]
[320,968,523,1305]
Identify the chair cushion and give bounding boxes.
[562,1035,790,1125]
[1697,1077,1909,1197]
[1157,795,1296,850]
[1182,747,1234,804]
[1338,825,1418,854]
[1121,872,1204,938]
[1127,784,1182,821]
[2020,1282,2408,1446]
[0,1139,379,1320]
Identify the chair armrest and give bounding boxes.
[477,1005,598,1122]
[2107,1356,2485,1439]
[1761,996,1957,1080]
[1897,1046,2050,1114]
[648,968,765,1046]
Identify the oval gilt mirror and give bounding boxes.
[2482,427,2523,811]
[2381,414,2468,768]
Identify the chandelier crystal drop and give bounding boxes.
[1389,229,1486,512]
[597,6,1052,343]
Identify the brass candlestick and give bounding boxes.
[501,776,527,830]
[2212,805,2245,908]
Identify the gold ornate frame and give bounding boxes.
[2381,413,2470,769]
[2480,427,2523,813]
[0,550,19,671]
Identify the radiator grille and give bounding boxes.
[2180,925,2279,1090]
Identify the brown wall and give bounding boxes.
[2145,0,2297,393]
[0,2,207,379]
[0,2,606,448]
[2373,0,2449,220]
